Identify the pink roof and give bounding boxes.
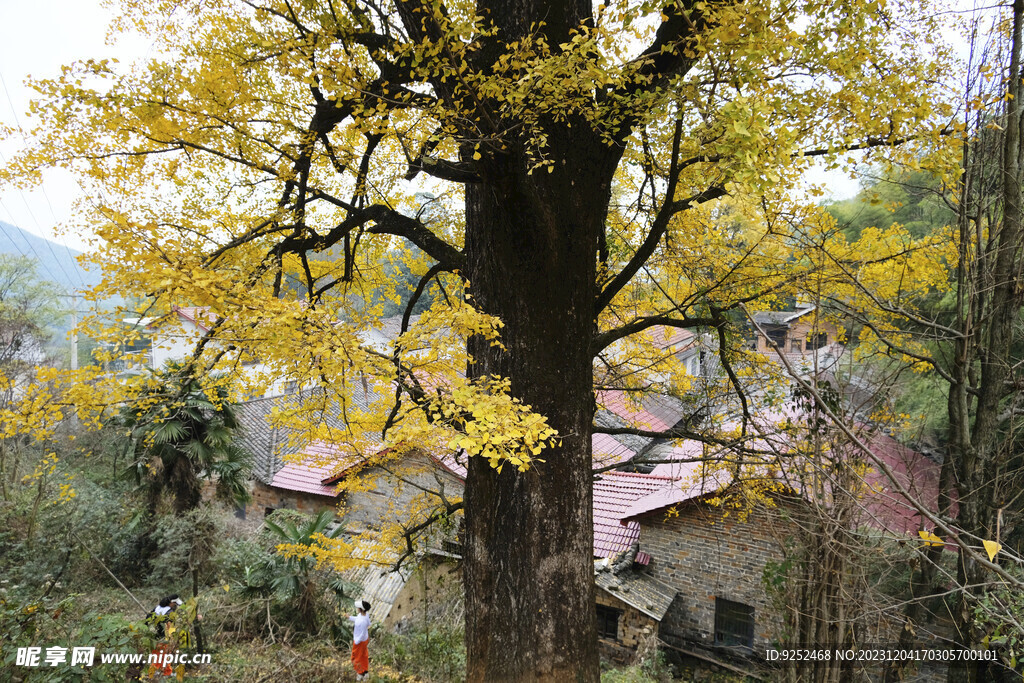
[430,451,468,480]
[649,441,707,478]
[596,390,672,432]
[647,325,696,352]
[619,429,948,539]
[621,464,733,520]
[857,431,951,535]
[270,443,347,497]
[273,440,466,497]
[593,472,679,562]
[592,432,637,469]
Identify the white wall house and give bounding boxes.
[121,306,292,397]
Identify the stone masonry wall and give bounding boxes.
[387,556,462,631]
[341,451,464,534]
[639,501,792,652]
[595,589,659,664]
[249,482,339,517]
[595,589,659,650]
[248,450,464,529]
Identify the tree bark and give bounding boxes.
[462,122,618,680]
[948,2,1024,679]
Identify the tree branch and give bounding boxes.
[592,314,715,356]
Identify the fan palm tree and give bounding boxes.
[242,510,355,634]
[118,363,252,515]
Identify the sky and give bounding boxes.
[0,0,149,252]
[0,1,909,254]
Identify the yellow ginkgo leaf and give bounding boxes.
[918,530,943,547]
[983,540,1002,562]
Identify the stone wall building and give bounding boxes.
[629,498,791,654]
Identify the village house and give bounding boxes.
[235,386,465,528]
[592,471,682,660]
[614,479,792,657]
[226,312,946,671]
[751,305,842,367]
[233,382,472,627]
[587,383,947,672]
[119,305,295,396]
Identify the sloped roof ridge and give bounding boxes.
[238,386,328,407]
[172,305,212,331]
[594,569,677,621]
[597,471,678,482]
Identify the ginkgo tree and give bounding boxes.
[2,0,965,678]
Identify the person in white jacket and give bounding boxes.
[348,599,371,680]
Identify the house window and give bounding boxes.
[765,327,787,348]
[714,598,754,649]
[806,332,828,351]
[789,338,803,353]
[596,604,621,640]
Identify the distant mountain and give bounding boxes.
[0,221,102,294]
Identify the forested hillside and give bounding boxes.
[0,220,99,294]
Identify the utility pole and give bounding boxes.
[58,293,79,370]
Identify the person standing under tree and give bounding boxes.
[146,595,182,677]
[348,599,371,681]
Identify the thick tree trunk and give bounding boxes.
[462,128,617,680]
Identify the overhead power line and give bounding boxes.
[0,70,86,291]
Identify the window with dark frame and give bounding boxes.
[714,597,755,649]
[596,604,621,640]
[806,331,828,350]
[765,327,787,347]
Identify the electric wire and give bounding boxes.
[0,70,86,291]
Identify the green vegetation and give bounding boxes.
[824,170,955,241]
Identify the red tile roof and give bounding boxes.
[172,306,213,331]
[593,472,680,562]
[270,442,348,497]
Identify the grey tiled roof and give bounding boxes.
[344,563,412,625]
[595,567,677,621]
[235,383,383,484]
[751,307,815,326]
[593,409,653,455]
[358,314,422,351]
[641,392,688,431]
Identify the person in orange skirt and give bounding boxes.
[348,599,371,681]
[146,595,182,678]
